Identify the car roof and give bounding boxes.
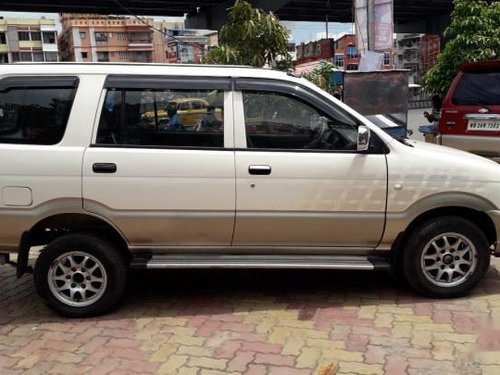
[460,60,500,73]
[0,62,293,81]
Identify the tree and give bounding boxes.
[204,0,291,68]
[424,0,500,96]
[304,61,338,92]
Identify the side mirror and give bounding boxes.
[357,125,370,151]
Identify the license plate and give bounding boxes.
[467,119,500,131]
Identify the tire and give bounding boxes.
[34,233,128,318]
[403,216,490,298]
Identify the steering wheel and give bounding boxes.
[320,129,357,150]
[304,121,328,149]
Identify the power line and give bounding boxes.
[110,0,208,48]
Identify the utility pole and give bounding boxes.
[325,0,330,39]
[367,0,375,51]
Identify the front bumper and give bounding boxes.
[487,210,500,256]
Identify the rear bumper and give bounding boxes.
[487,210,500,256]
[441,134,500,158]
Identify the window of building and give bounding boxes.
[346,45,358,59]
[30,32,41,41]
[118,51,129,60]
[95,32,109,45]
[18,32,30,41]
[334,55,344,69]
[346,64,358,71]
[384,52,391,65]
[20,52,32,62]
[81,51,88,59]
[117,33,128,41]
[80,31,86,40]
[0,78,78,145]
[96,88,224,148]
[44,52,58,62]
[97,52,109,62]
[32,52,44,62]
[0,33,6,44]
[0,53,8,63]
[242,91,357,151]
[42,32,56,44]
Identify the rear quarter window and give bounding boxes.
[452,71,500,106]
[0,77,78,145]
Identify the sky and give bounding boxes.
[1,11,354,44]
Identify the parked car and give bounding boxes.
[438,60,500,158]
[0,63,499,317]
[141,97,222,128]
[365,114,412,139]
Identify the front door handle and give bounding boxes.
[248,165,271,175]
[92,163,117,174]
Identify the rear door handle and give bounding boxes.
[92,163,117,174]
[248,165,271,175]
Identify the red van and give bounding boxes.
[438,60,500,158]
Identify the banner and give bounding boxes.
[374,0,393,51]
[355,0,393,53]
[354,0,368,54]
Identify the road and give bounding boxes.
[1,256,500,374]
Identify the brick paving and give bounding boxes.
[1,258,500,375]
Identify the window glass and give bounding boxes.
[452,72,500,106]
[0,84,77,145]
[96,88,224,148]
[18,31,30,41]
[243,91,357,151]
[31,32,42,41]
[97,52,109,62]
[42,32,56,44]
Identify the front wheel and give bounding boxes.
[403,216,490,298]
[34,233,128,318]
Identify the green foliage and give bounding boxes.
[304,61,337,92]
[204,0,291,68]
[424,0,500,96]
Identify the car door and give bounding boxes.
[232,79,388,249]
[82,75,235,248]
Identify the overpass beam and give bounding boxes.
[186,0,292,30]
[395,14,450,35]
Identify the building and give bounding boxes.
[165,29,213,64]
[395,33,440,84]
[59,14,162,63]
[422,34,440,74]
[333,34,360,71]
[295,33,392,75]
[58,14,215,64]
[295,38,335,66]
[0,17,58,63]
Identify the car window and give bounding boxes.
[96,88,224,148]
[452,72,500,106]
[0,84,76,145]
[243,91,357,151]
[191,100,205,110]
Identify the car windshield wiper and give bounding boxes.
[395,136,414,147]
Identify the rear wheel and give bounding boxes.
[403,216,490,298]
[34,233,127,317]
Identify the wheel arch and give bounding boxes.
[389,206,496,271]
[17,213,130,277]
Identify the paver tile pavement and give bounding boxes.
[2,258,500,374]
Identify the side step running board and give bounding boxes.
[130,254,390,271]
